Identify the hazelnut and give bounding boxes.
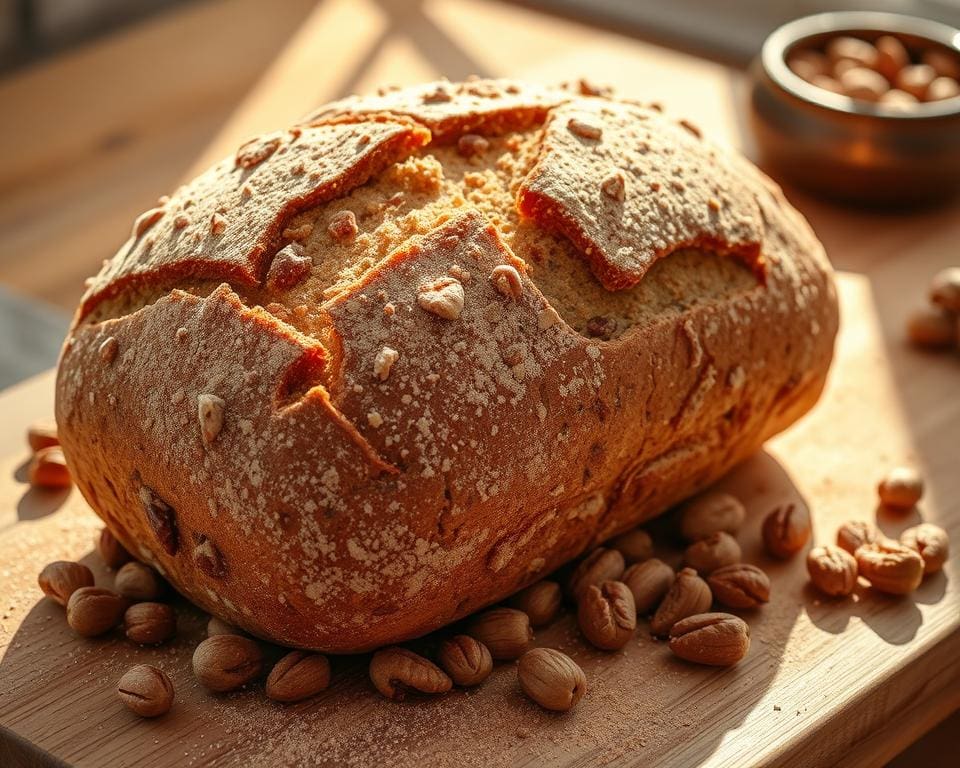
[207,616,247,637]
[577,581,636,651]
[807,545,858,597]
[609,527,653,564]
[623,558,674,614]
[874,35,909,82]
[67,586,125,637]
[437,635,493,687]
[266,651,331,702]
[929,267,960,313]
[566,547,625,601]
[28,446,71,490]
[369,647,452,700]
[669,613,750,666]
[124,602,176,645]
[517,648,587,712]
[906,307,956,349]
[465,607,533,660]
[114,561,163,601]
[679,491,745,542]
[895,64,937,100]
[927,76,960,101]
[650,568,712,637]
[761,503,811,559]
[877,467,923,510]
[192,635,263,692]
[117,665,174,717]
[707,563,771,608]
[787,50,829,82]
[508,580,562,627]
[900,523,949,574]
[684,531,741,575]
[836,520,878,554]
[27,421,59,452]
[839,67,888,102]
[97,528,131,569]
[855,541,924,595]
[826,36,879,69]
[38,561,94,607]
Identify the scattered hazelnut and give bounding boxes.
[465,607,533,660]
[577,580,636,651]
[508,580,562,627]
[836,520,878,555]
[906,307,956,349]
[761,503,811,559]
[650,567,712,636]
[437,635,493,687]
[877,467,924,510]
[97,527,131,569]
[855,540,924,595]
[114,561,163,601]
[266,651,331,703]
[517,648,586,712]
[609,527,653,564]
[669,613,750,666]
[622,558,674,615]
[684,531,741,575]
[27,421,59,452]
[369,647,452,700]
[567,547,625,602]
[28,446,71,490]
[679,491,745,542]
[117,665,174,718]
[707,563,771,608]
[900,523,949,574]
[807,545,858,597]
[67,586,125,637]
[207,616,246,637]
[929,267,960,312]
[193,635,263,692]
[38,561,94,607]
[124,602,176,645]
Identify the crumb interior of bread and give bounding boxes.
[277,129,757,340]
[84,130,756,341]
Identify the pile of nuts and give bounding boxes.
[787,34,960,107]
[906,267,960,352]
[28,423,951,721]
[807,467,948,598]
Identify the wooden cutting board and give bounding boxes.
[1,268,957,768]
[1,1,958,766]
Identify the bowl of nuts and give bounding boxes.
[749,11,960,205]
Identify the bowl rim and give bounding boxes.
[762,10,960,120]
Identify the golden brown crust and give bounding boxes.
[517,100,764,290]
[56,79,838,652]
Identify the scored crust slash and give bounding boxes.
[55,78,839,652]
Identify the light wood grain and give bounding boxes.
[1,0,959,766]
[0,0,315,310]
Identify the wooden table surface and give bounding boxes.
[1,1,958,766]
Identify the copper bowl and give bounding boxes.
[749,11,960,206]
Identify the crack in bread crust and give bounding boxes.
[55,78,840,652]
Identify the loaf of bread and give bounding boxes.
[55,79,838,652]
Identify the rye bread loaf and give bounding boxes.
[55,79,838,652]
